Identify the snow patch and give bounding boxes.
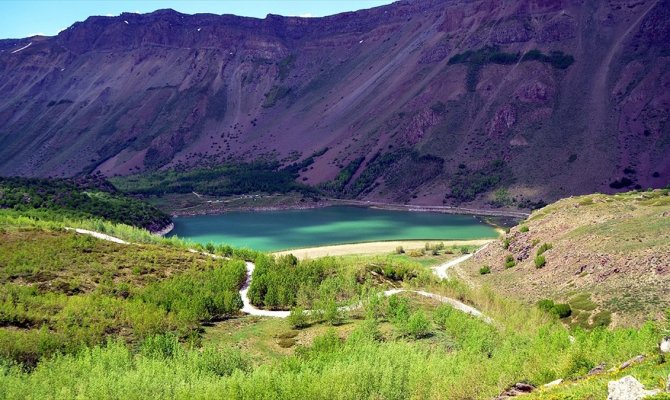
[359,40,364,44]
[124,20,129,25]
[11,42,32,54]
[197,28,201,32]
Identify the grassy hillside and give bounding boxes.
[0,176,171,232]
[459,189,670,327]
[1,191,670,398]
[0,215,248,365]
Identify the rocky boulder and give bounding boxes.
[607,376,660,400]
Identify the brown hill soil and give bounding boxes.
[0,0,669,208]
[456,189,670,327]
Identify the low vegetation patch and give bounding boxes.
[504,255,516,269]
[111,161,319,198]
[262,85,292,107]
[249,254,430,311]
[0,285,664,399]
[446,160,511,204]
[320,157,365,193]
[0,176,170,232]
[448,46,574,91]
[536,242,552,256]
[537,299,572,319]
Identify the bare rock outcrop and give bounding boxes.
[607,376,660,400]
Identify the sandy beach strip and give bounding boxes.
[272,239,494,259]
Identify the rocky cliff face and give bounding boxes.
[0,0,668,207]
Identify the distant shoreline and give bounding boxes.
[167,196,529,220]
[152,222,174,237]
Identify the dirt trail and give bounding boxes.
[65,228,129,244]
[432,243,490,279]
[69,228,492,322]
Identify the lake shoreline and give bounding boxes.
[168,205,503,252]
[167,196,529,220]
[272,239,495,259]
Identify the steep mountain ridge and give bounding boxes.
[0,0,668,207]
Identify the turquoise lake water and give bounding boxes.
[168,206,499,252]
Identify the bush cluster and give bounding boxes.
[538,299,572,318]
[0,176,171,231]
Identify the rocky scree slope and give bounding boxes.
[0,0,668,207]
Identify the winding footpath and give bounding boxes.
[240,262,290,318]
[241,249,493,322]
[65,228,129,244]
[431,243,490,279]
[69,227,492,322]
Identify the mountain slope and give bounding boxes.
[458,189,670,327]
[0,0,669,207]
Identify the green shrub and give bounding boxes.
[347,319,381,344]
[519,226,529,233]
[479,266,491,275]
[537,299,571,318]
[592,310,612,328]
[408,249,424,257]
[504,255,516,269]
[552,304,572,318]
[537,299,555,312]
[288,307,308,329]
[405,311,431,339]
[320,157,365,193]
[195,346,250,376]
[536,243,553,256]
[249,254,334,310]
[362,290,386,321]
[387,296,410,323]
[324,303,343,326]
[139,261,245,322]
[141,334,182,359]
[534,255,546,268]
[502,238,510,249]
